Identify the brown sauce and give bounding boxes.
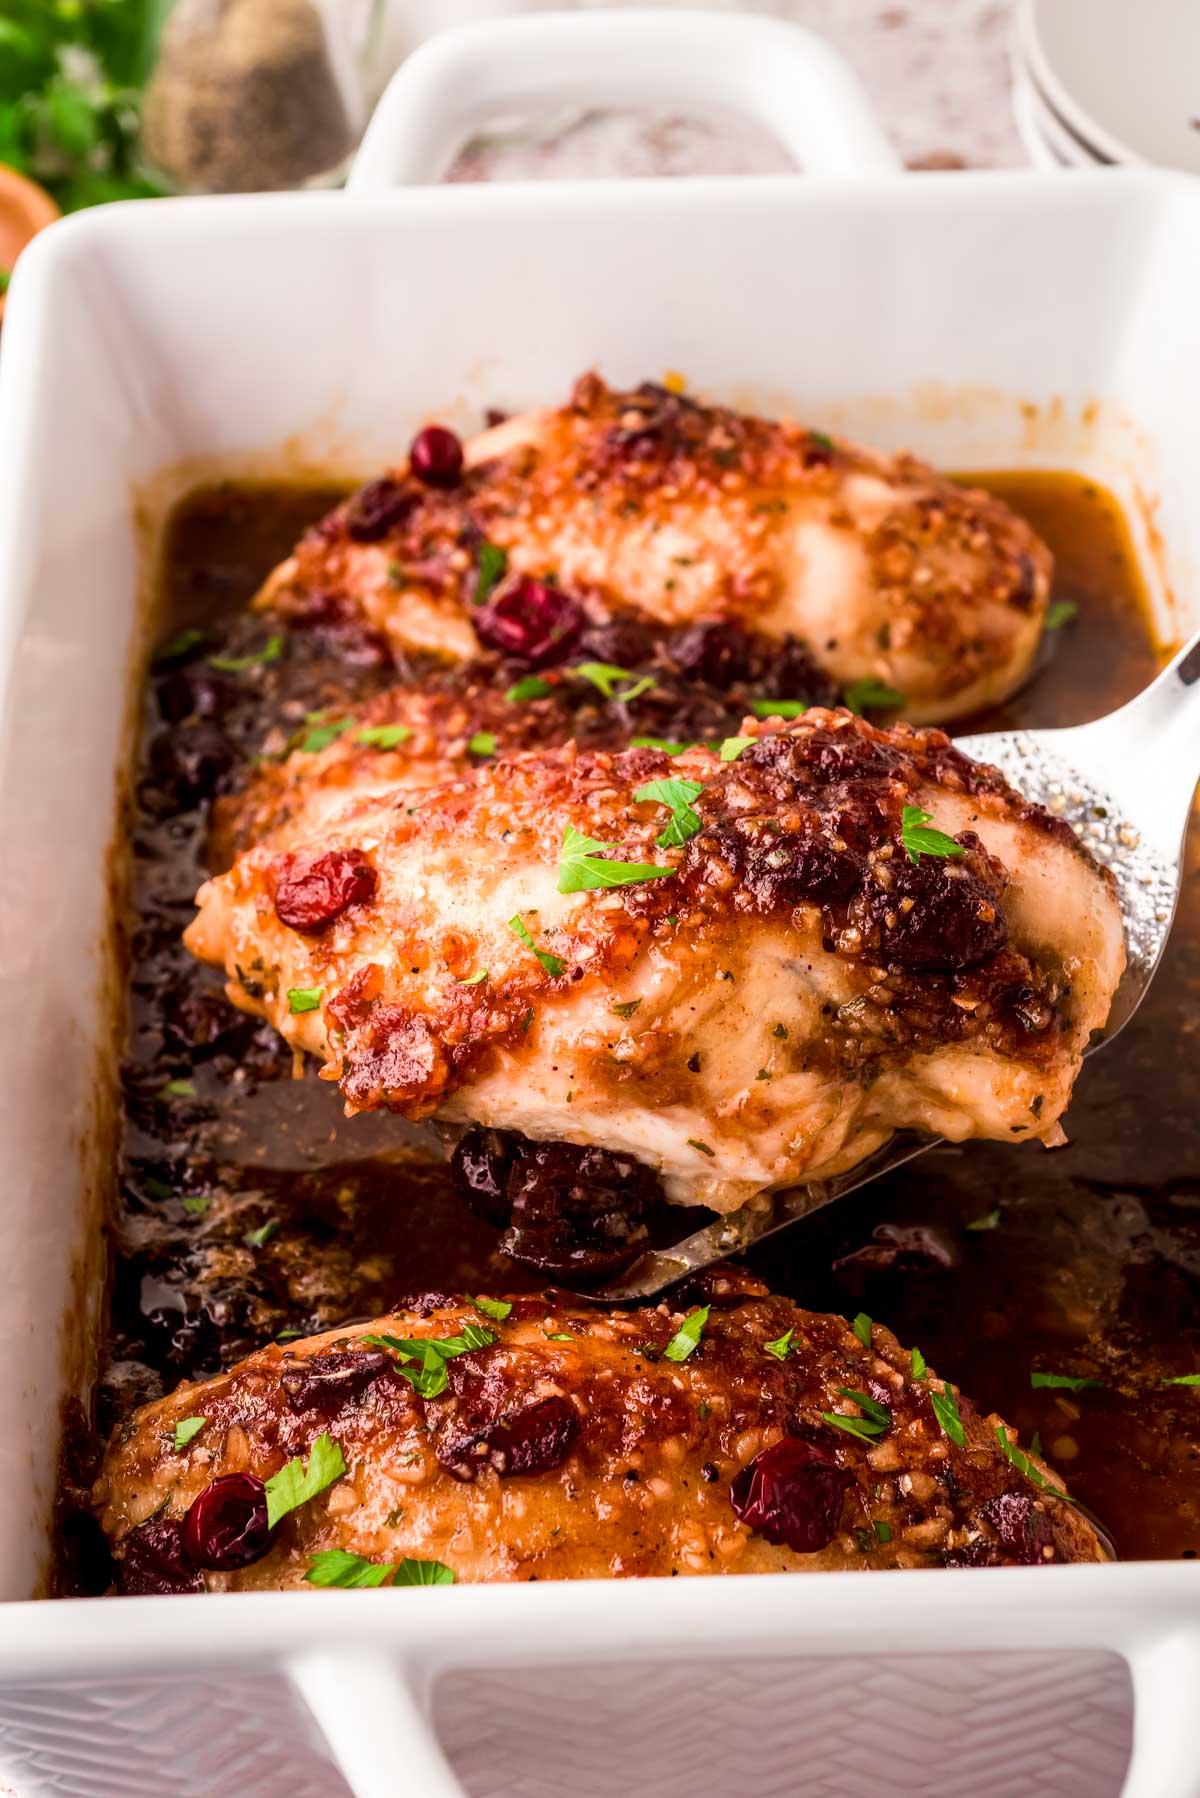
[67,468,1198,1588]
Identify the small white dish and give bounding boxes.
[1012,67,1103,170]
[1018,0,1200,175]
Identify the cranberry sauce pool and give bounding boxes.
[56,470,1199,1590]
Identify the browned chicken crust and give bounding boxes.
[93,1273,1104,1590]
[186,709,1123,1212]
[257,375,1052,723]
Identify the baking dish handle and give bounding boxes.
[348,8,898,191]
[289,1648,466,1798]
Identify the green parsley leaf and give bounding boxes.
[361,1327,497,1400]
[181,1195,211,1216]
[611,998,642,1019]
[162,1079,196,1100]
[836,1387,892,1432]
[719,737,754,762]
[305,1548,393,1589]
[0,269,10,296]
[634,776,705,848]
[966,1208,1001,1232]
[852,1313,873,1349]
[1029,1431,1043,1457]
[1162,1374,1200,1386]
[508,914,565,977]
[822,1409,888,1444]
[473,540,508,606]
[1030,1371,1105,1391]
[556,822,673,894]
[456,969,488,985]
[264,1432,347,1528]
[687,1138,715,1157]
[543,1331,574,1342]
[930,1383,966,1448]
[874,1518,892,1543]
[900,804,965,865]
[772,1023,788,1040]
[570,662,656,703]
[843,677,905,715]
[993,1425,1074,1503]
[152,627,206,667]
[173,1417,207,1453]
[911,1347,927,1380]
[471,1295,513,1322]
[468,731,496,757]
[1045,599,1078,631]
[629,736,700,756]
[357,724,413,749]
[276,1328,304,1342]
[763,1330,794,1361]
[750,698,807,720]
[287,986,322,1014]
[300,717,354,754]
[208,634,284,674]
[809,429,836,452]
[393,1557,456,1586]
[663,1305,709,1363]
[507,676,552,702]
[246,1220,278,1249]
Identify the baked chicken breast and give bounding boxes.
[185,708,1124,1214]
[257,375,1052,724]
[93,1274,1104,1591]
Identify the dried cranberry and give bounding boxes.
[833,1223,958,1277]
[742,827,860,906]
[274,847,376,933]
[183,1473,274,1571]
[671,621,753,690]
[979,1491,1053,1565]
[854,840,1008,973]
[668,1265,769,1310]
[148,723,237,810]
[742,727,897,787]
[501,1138,657,1282]
[118,1518,203,1595]
[437,1394,579,1482]
[576,615,656,671]
[156,668,231,725]
[280,1348,391,1416]
[473,577,585,668]
[345,477,412,542]
[450,1128,512,1227]
[729,1438,851,1553]
[409,425,463,488]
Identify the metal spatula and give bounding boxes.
[595,630,1200,1303]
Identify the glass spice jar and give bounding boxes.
[140,0,382,194]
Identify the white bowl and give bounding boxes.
[1012,67,1103,170]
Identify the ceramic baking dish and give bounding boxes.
[0,12,1198,1796]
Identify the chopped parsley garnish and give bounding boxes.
[966,1208,1001,1232]
[209,634,285,674]
[1030,1371,1105,1391]
[471,1295,513,1322]
[162,1078,196,1099]
[663,1305,709,1363]
[843,677,905,715]
[687,1138,715,1157]
[822,1388,892,1443]
[544,1331,574,1342]
[763,1330,794,1361]
[994,1425,1074,1503]
[305,1548,394,1588]
[473,540,508,606]
[556,822,673,894]
[772,1023,788,1039]
[508,913,565,977]
[300,717,354,754]
[468,731,496,757]
[1045,599,1078,631]
[611,998,642,1020]
[361,1325,497,1399]
[456,969,488,985]
[181,1195,210,1216]
[630,736,699,755]
[900,804,964,865]
[809,429,836,452]
[393,1557,456,1586]
[173,1416,207,1453]
[152,626,205,667]
[287,986,322,1014]
[357,724,412,749]
[852,1312,873,1349]
[719,737,754,762]
[755,1068,772,1082]
[1029,1430,1043,1457]
[911,1346,927,1380]
[507,676,552,702]
[1162,1374,1200,1385]
[264,1432,347,1528]
[246,1220,278,1249]
[930,1383,966,1448]
[750,698,807,720]
[570,662,656,703]
[634,776,705,848]
[873,1518,892,1544]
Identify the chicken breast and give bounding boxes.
[257,375,1051,724]
[93,1272,1104,1591]
[185,709,1124,1214]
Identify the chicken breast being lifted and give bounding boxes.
[257,375,1052,724]
[186,708,1124,1215]
[94,1273,1105,1592]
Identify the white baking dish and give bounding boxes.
[0,12,1198,1796]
